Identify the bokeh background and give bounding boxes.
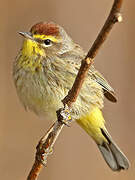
[1,0,135,179]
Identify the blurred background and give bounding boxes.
[1,0,135,179]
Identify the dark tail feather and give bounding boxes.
[98,129,130,171]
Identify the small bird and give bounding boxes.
[13,22,130,171]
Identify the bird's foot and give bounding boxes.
[56,105,72,126]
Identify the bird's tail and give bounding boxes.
[76,107,130,171]
[98,128,130,171]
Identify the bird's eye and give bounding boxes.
[44,39,51,46]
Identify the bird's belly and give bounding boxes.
[14,70,64,119]
[14,68,104,120]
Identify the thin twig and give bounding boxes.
[27,122,64,180]
[27,0,123,179]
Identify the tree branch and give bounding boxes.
[27,0,123,179]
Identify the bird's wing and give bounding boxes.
[89,66,117,102]
[63,44,117,103]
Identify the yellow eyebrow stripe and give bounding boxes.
[33,34,59,43]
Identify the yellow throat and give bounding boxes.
[21,39,45,57]
[19,38,45,72]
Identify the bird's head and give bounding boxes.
[19,22,74,57]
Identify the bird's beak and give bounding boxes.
[18,32,34,41]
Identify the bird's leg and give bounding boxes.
[56,104,72,127]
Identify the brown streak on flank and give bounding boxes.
[30,22,59,36]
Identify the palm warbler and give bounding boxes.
[13,22,130,171]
